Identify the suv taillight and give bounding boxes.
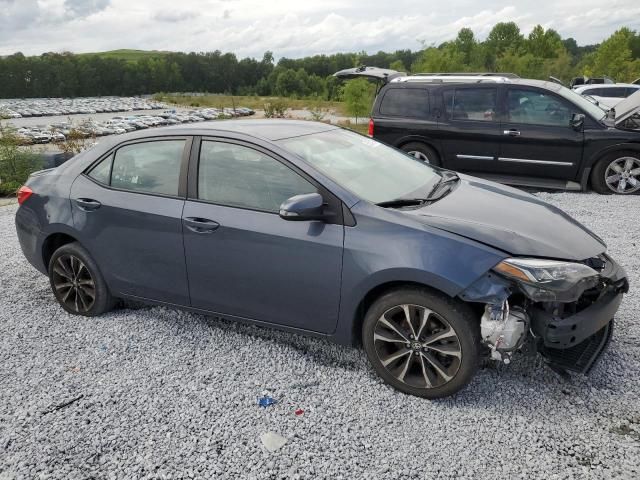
[17,185,33,205]
[368,118,374,137]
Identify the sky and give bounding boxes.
[1,0,640,59]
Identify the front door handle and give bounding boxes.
[503,129,521,136]
[75,198,102,211]
[183,217,220,234]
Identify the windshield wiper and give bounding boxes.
[376,198,427,208]
[376,172,460,209]
[426,171,460,199]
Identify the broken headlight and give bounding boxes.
[493,258,600,302]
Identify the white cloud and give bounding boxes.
[0,0,639,57]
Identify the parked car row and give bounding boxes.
[8,107,256,144]
[0,96,166,119]
[335,67,640,195]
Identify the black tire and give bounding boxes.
[590,151,640,195]
[362,287,480,399]
[48,242,115,316]
[400,142,441,166]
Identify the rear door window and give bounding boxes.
[87,154,113,184]
[444,88,497,121]
[379,88,429,118]
[110,140,185,196]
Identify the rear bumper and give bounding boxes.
[15,205,47,274]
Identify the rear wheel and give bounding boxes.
[401,142,441,167]
[48,242,115,316]
[362,288,480,399]
[591,152,640,194]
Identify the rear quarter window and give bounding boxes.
[379,88,429,118]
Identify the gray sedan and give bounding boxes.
[15,120,628,398]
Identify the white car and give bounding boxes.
[575,83,640,109]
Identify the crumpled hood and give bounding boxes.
[403,175,606,261]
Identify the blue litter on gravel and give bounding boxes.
[258,396,277,408]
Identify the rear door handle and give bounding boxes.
[183,217,220,233]
[503,129,521,136]
[75,198,102,211]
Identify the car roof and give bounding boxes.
[98,119,340,148]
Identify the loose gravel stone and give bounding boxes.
[0,192,639,479]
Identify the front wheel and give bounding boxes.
[591,152,640,194]
[48,242,115,316]
[362,288,480,399]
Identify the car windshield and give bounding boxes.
[277,129,441,204]
[557,85,607,121]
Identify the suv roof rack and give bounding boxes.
[390,75,513,84]
[413,72,520,78]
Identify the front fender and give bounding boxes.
[585,141,640,169]
[330,202,507,345]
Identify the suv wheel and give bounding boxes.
[401,142,441,166]
[48,242,115,316]
[591,152,640,194]
[362,288,480,399]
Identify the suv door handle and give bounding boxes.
[183,217,220,233]
[75,198,102,211]
[503,129,521,136]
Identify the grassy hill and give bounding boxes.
[76,49,172,62]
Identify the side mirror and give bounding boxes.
[570,113,585,131]
[279,193,326,221]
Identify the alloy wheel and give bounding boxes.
[52,254,96,313]
[407,150,430,164]
[373,304,462,389]
[605,156,640,194]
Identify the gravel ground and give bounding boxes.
[0,192,639,479]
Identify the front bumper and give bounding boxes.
[530,259,627,373]
[531,290,622,349]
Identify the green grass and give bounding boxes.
[157,94,348,116]
[77,49,171,62]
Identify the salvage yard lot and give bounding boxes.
[0,193,639,479]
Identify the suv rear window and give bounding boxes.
[443,88,497,122]
[379,88,429,118]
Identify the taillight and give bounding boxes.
[17,185,33,205]
[368,118,374,137]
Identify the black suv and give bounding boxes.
[335,67,640,194]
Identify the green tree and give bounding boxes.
[0,126,42,196]
[486,22,524,58]
[343,78,373,124]
[584,28,640,81]
[526,25,564,58]
[389,59,407,72]
[455,28,477,65]
[412,44,466,73]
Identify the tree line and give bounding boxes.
[1,23,639,100]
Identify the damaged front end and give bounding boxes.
[460,254,628,375]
